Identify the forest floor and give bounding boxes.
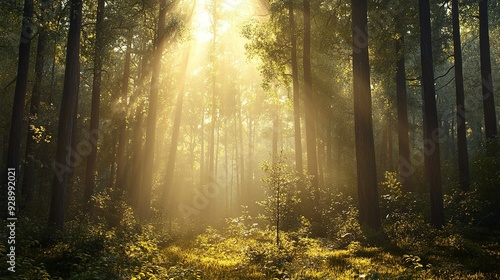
[160,225,500,279]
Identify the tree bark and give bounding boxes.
[84,0,105,206]
[303,0,319,210]
[6,0,33,183]
[49,0,83,228]
[23,0,49,201]
[303,0,318,184]
[479,0,497,140]
[288,2,303,177]
[452,0,470,191]
[419,0,444,228]
[395,35,413,191]
[115,39,132,190]
[140,0,167,218]
[351,0,381,229]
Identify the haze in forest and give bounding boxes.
[1,0,499,278]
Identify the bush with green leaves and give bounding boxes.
[258,153,302,244]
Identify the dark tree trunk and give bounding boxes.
[288,2,303,176]
[129,43,148,209]
[23,0,49,201]
[479,0,497,140]
[130,103,144,209]
[6,0,33,182]
[351,0,381,229]
[452,0,470,191]
[140,0,167,218]
[49,0,83,228]
[84,0,105,206]
[419,0,444,228]
[115,40,132,190]
[395,35,413,191]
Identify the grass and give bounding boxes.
[160,226,500,279]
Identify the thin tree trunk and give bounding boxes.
[6,0,33,183]
[479,0,497,140]
[351,0,381,229]
[49,0,82,228]
[140,0,167,218]
[452,0,469,191]
[288,2,303,176]
[303,0,318,190]
[395,35,413,191]
[419,0,444,228]
[115,39,132,190]
[130,103,144,209]
[23,0,49,201]
[84,0,105,206]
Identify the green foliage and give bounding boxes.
[321,192,363,248]
[258,153,301,234]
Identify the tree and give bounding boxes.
[84,0,105,207]
[395,32,414,192]
[49,0,83,228]
[140,0,168,218]
[303,0,319,218]
[23,0,49,201]
[418,0,444,228]
[351,0,381,229]
[479,0,497,140]
[451,0,470,191]
[115,39,132,190]
[288,1,303,177]
[395,34,414,192]
[6,0,33,182]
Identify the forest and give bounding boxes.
[0,0,499,278]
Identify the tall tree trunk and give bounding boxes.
[129,42,148,209]
[351,0,381,229]
[288,2,303,176]
[23,0,49,201]
[130,103,144,209]
[395,35,413,191]
[161,48,190,212]
[303,0,319,211]
[115,39,132,190]
[49,0,83,228]
[208,0,220,183]
[479,0,497,140]
[84,0,105,206]
[6,0,33,183]
[140,0,167,218]
[419,0,444,228]
[452,0,470,191]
